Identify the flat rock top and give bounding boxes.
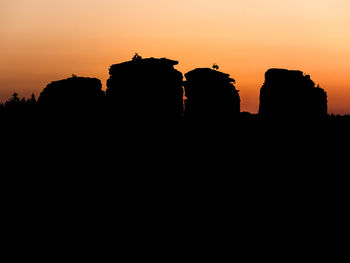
[109,57,179,72]
[185,68,235,83]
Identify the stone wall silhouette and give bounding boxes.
[106,57,183,128]
[38,76,104,116]
[183,68,240,121]
[259,69,327,120]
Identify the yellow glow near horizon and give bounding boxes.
[1,0,350,114]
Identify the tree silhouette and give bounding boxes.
[9,93,20,103]
[132,53,142,61]
[30,93,36,104]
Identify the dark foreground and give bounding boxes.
[1,115,349,258]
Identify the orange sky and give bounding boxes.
[1,0,350,114]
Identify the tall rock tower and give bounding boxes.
[106,57,183,128]
[259,69,327,120]
[38,76,104,116]
[184,68,240,121]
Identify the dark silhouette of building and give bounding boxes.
[38,75,105,117]
[183,68,240,121]
[106,57,183,129]
[259,69,327,120]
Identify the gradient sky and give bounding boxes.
[1,0,350,114]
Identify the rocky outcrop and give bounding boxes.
[259,69,327,120]
[183,68,240,120]
[38,76,104,115]
[106,57,183,127]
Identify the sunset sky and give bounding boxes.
[1,0,349,114]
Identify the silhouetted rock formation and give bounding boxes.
[38,76,104,117]
[183,68,240,121]
[259,69,327,120]
[106,57,183,128]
